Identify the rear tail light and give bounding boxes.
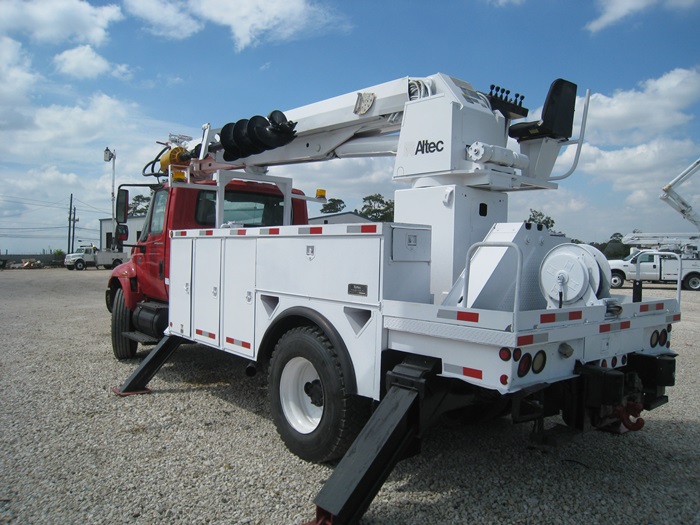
[650,330,659,348]
[532,350,546,374]
[517,353,532,377]
[499,347,512,361]
[659,329,668,347]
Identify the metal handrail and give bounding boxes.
[462,241,523,332]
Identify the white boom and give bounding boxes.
[659,156,700,230]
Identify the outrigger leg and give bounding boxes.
[112,335,186,396]
[304,356,442,525]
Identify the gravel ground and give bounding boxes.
[1,268,698,525]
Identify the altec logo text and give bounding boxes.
[415,139,444,155]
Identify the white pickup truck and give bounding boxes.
[64,246,127,271]
[609,249,700,290]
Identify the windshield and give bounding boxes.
[196,190,284,227]
[622,252,637,261]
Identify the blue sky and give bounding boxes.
[1,0,699,254]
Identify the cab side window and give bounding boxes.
[139,189,168,241]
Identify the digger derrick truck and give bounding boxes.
[113,73,681,525]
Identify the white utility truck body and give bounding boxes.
[609,248,700,290]
[116,72,682,524]
[64,246,126,270]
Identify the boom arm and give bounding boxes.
[191,73,584,192]
[659,156,700,231]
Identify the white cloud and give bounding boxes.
[53,45,132,80]
[583,67,700,145]
[0,0,123,45]
[586,0,700,32]
[123,0,203,39]
[193,0,351,51]
[484,0,525,6]
[0,37,41,112]
[125,0,350,50]
[53,45,110,79]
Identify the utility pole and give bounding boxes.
[67,193,73,253]
[71,206,78,253]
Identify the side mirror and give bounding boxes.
[115,224,129,241]
[116,189,129,224]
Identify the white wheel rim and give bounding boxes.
[279,357,323,434]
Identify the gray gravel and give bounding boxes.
[1,268,699,524]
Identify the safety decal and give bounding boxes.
[225,337,251,349]
[195,329,216,339]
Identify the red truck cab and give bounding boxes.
[106,179,309,359]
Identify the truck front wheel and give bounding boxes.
[610,271,625,289]
[111,288,137,359]
[683,273,700,291]
[269,326,367,463]
[75,259,85,271]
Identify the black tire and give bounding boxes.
[111,288,137,359]
[683,273,700,291]
[111,259,122,269]
[269,326,368,463]
[610,271,625,289]
[75,259,85,271]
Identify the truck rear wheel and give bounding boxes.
[610,271,625,289]
[683,273,700,291]
[269,326,367,463]
[111,259,122,269]
[111,288,137,359]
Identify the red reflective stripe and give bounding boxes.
[204,230,213,236]
[517,335,534,346]
[640,304,650,312]
[655,303,664,310]
[269,228,280,235]
[673,314,681,322]
[361,225,377,233]
[196,329,202,336]
[237,229,246,235]
[463,367,483,380]
[540,313,556,323]
[226,337,234,344]
[569,311,583,320]
[457,311,479,323]
[620,321,631,329]
[600,324,611,333]
[242,341,251,349]
[310,227,323,234]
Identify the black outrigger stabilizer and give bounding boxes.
[112,335,185,396]
[304,356,449,525]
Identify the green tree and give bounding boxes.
[129,194,150,216]
[321,198,346,214]
[526,209,555,230]
[357,194,394,222]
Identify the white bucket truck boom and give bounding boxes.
[115,73,681,525]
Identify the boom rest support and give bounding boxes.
[509,79,577,142]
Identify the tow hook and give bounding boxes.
[614,401,645,431]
